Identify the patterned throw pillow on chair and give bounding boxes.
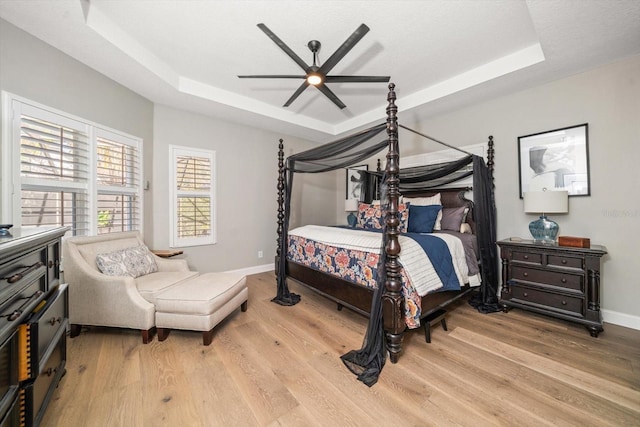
[96,245,158,278]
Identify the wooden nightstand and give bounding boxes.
[497,239,607,337]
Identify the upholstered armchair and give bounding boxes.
[63,231,198,343]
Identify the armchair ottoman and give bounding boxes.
[155,271,248,345]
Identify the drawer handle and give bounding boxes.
[523,272,528,277]
[44,367,57,377]
[561,278,567,283]
[48,317,62,326]
[4,290,44,321]
[562,300,567,305]
[1,262,45,284]
[523,255,529,259]
[562,260,567,265]
[523,292,528,297]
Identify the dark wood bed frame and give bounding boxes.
[276,84,495,363]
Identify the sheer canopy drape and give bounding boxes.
[274,123,498,385]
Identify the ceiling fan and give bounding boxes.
[238,23,390,109]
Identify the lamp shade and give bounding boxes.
[523,190,568,214]
[345,198,359,212]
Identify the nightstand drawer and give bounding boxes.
[512,251,542,264]
[547,254,583,270]
[511,286,583,316]
[512,266,583,292]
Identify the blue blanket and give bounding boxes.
[404,232,461,293]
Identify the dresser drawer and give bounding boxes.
[18,285,68,382]
[511,251,542,265]
[510,285,583,317]
[511,266,583,292]
[0,250,46,310]
[0,393,19,427]
[21,334,65,427]
[46,242,61,290]
[547,254,583,270]
[31,285,67,366]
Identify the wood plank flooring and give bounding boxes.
[42,272,640,426]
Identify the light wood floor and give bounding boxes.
[42,272,640,427]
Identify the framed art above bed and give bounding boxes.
[346,165,368,200]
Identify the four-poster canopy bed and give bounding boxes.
[274,83,498,386]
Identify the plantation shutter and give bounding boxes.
[96,133,142,234]
[8,97,143,236]
[19,106,90,235]
[170,146,216,247]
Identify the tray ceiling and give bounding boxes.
[1,0,639,141]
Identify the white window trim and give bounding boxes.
[1,91,143,235]
[169,144,216,248]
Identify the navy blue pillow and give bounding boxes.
[408,204,442,233]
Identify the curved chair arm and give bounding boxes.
[154,256,190,272]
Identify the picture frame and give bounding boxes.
[518,123,590,198]
[346,165,368,200]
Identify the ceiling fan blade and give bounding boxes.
[316,84,347,109]
[238,75,306,79]
[318,23,370,75]
[324,76,390,83]
[283,82,310,107]
[257,23,310,72]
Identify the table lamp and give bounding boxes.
[523,189,568,242]
[345,199,359,227]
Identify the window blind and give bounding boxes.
[96,135,141,234]
[20,116,89,182]
[9,97,143,236]
[19,113,89,235]
[170,147,215,247]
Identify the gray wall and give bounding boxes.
[0,19,155,237]
[0,18,337,275]
[152,105,336,273]
[388,55,640,327]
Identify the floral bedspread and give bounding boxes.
[287,234,423,328]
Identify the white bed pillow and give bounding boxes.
[403,193,443,230]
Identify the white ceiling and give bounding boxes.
[1,0,639,142]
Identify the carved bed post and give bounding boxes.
[382,83,404,363]
[275,139,285,272]
[487,135,494,188]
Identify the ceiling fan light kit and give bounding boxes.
[238,23,390,109]
[306,72,322,86]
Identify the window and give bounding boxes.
[95,132,141,234]
[2,94,142,236]
[169,145,215,247]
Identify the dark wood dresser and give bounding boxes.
[497,239,607,337]
[0,227,68,427]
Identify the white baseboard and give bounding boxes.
[602,309,640,331]
[226,263,274,276]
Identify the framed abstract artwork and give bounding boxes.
[346,165,368,200]
[518,123,590,198]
